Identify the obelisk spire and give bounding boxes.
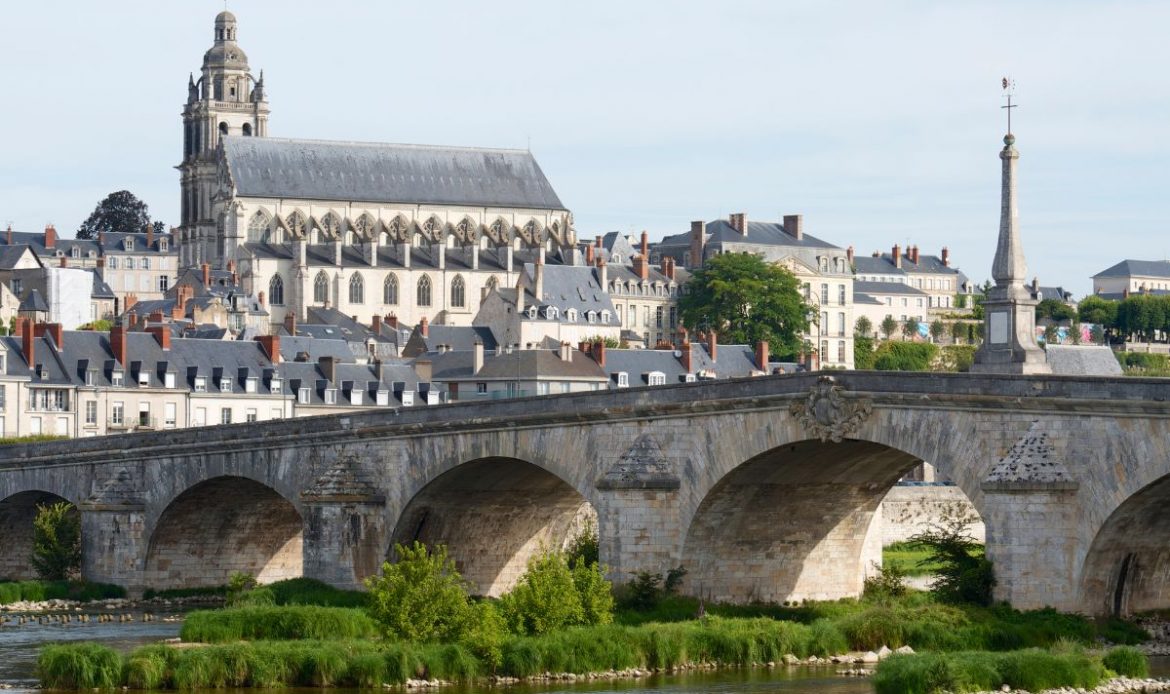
[991,78,1028,299]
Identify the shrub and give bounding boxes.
[265,577,368,607]
[621,571,664,610]
[365,542,474,642]
[565,520,599,568]
[873,341,938,371]
[910,517,995,606]
[499,551,585,635]
[225,571,258,606]
[461,601,508,669]
[31,501,81,580]
[572,558,615,627]
[863,562,908,602]
[37,643,123,689]
[874,650,1105,694]
[1103,646,1148,677]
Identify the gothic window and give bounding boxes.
[285,211,306,238]
[313,271,329,304]
[242,123,252,137]
[269,275,285,306]
[247,211,271,242]
[450,275,466,308]
[354,214,375,239]
[417,275,432,307]
[349,273,364,304]
[383,274,399,305]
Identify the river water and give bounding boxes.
[3,615,1168,694]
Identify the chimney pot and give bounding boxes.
[43,224,56,249]
[941,246,950,267]
[707,331,717,362]
[640,230,649,258]
[893,244,902,269]
[386,313,398,330]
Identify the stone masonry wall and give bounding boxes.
[880,485,985,546]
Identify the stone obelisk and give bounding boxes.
[972,125,1050,374]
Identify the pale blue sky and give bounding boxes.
[2,1,1168,296]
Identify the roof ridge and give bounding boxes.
[224,135,533,156]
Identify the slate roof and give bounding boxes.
[1093,260,1170,279]
[521,264,617,324]
[854,252,961,276]
[402,325,499,358]
[1044,346,1123,377]
[1036,286,1074,302]
[19,289,49,313]
[657,219,840,251]
[853,281,929,296]
[426,348,608,381]
[604,344,765,383]
[0,245,40,270]
[222,136,566,210]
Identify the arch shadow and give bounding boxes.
[389,457,594,597]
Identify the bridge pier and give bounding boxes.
[300,457,388,591]
[78,500,146,589]
[596,489,683,583]
[982,484,1081,611]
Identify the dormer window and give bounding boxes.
[194,376,207,392]
[297,387,310,404]
[219,378,232,392]
[647,371,666,386]
[586,311,597,324]
[70,247,80,258]
[349,390,362,406]
[125,239,135,251]
[245,377,257,393]
[55,250,64,258]
[111,370,124,387]
[600,310,611,323]
[88,250,96,259]
[616,372,629,388]
[375,389,389,406]
[270,376,282,392]
[85,369,96,386]
[324,389,337,405]
[546,307,558,320]
[566,309,577,322]
[138,371,150,387]
[526,306,537,320]
[402,390,414,407]
[164,372,175,389]
[684,373,697,383]
[159,238,168,252]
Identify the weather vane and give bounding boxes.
[1001,77,1017,134]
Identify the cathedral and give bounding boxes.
[177,11,580,330]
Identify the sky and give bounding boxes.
[2,1,1168,297]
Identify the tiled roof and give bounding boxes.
[1093,259,1170,279]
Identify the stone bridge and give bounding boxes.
[1,372,1168,616]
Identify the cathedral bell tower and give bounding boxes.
[177,11,269,269]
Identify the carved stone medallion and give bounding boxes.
[789,376,872,443]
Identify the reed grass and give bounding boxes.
[37,643,124,689]
[180,605,378,643]
[873,650,1110,694]
[0,579,124,604]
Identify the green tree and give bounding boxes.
[678,253,812,357]
[854,335,876,369]
[1078,295,1118,328]
[1036,298,1076,322]
[31,502,81,580]
[880,315,898,340]
[76,190,162,240]
[910,517,995,606]
[498,551,585,635]
[902,317,921,340]
[365,542,474,642]
[854,316,873,339]
[950,321,967,344]
[1043,323,1059,345]
[873,342,938,371]
[929,319,945,343]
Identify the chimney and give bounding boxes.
[578,340,591,354]
[1032,277,1039,293]
[124,293,138,313]
[534,255,544,301]
[20,320,34,366]
[97,257,105,270]
[5,225,11,245]
[147,325,171,350]
[680,339,692,373]
[59,256,67,268]
[147,310,165,325]
[110,325,128,366]
[13,317,27,337]
[419,316,429,338]
[892,244,902,269]
[559,341,572,362]
[595,235,602,249]
[256,334,281,363]
[231,270,238,286]
[662,256,675,281]
[371,314,383,334]
[283,311,297,335]
[910,245,919,264]
[729,212,747,236]
[847,246,855,265]
[595,256,607,288]
[146,223,155,250]
[706,331,717,362]
[633,254,649,280]
[34,322,64,349]
[591,340,606,368]
[201,262,210,287]
[640,230,649,258]
[44,224,56,249]
[689,220,706,269]
[585,244,594,265]
[318,356,337,383]
[941,246,950,267]
[386,313,398,330]
[755,340,770,373]
[783,214,803,241]
[473,340,484,373]
[128,313,139,329]
[414,358,432,384]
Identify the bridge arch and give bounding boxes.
[144,476,303,589]
[0,490,77,581]
[1079,472,1170,616]
[388,456,595,597]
